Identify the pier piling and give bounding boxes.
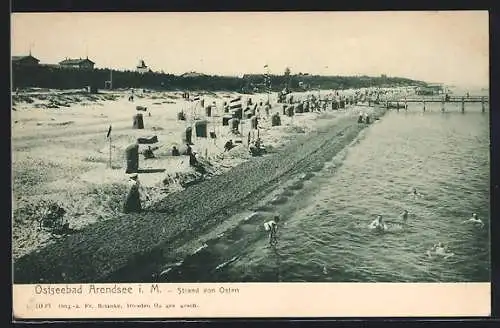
[461,97,465,113]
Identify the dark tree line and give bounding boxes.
[12,65,427,92]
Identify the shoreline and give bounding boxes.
[13,104,388,284]
[12,88,358,260]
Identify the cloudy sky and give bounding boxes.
[11,11,489,88]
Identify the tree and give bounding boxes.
[284,67,291,89]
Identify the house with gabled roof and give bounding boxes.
[12,54,40,67]
[59,57,95,70]
[136,59,151,74]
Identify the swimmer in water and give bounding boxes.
[401,210,409,226]
[369,215,387,232]
[411,187,423,198]
[427,242,454,259]
[462,213,485,229]
[264,215,280,246]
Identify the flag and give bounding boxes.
[106,125,112,138]
[264,64,268,68]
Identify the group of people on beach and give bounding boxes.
[367,187,485,260]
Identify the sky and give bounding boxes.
[11,11,489,88]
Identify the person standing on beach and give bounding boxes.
[358,111,364,123]
[264,215,280,246]
[123,173,149,214]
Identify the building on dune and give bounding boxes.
[58,57,95,70]
[12,54,40,67]
[136,59,151,74]
[416,83,444,95]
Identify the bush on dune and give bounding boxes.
[13,183,129,229]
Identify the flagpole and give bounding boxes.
[109,135,112,168]
[107,124,112,169]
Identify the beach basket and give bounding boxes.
[250,116,258,129]
[133,114,144,129]
[286,106,294,117]
[137,135,158,144]
[195,120,208,138]
[183,126,193,144]
[125,143,139,174]
[271,113,281,127]
[222,116,232,126]
[229,118,240,133]
[232,108,243,120]
[265,105,270,116]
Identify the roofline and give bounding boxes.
[59,58,95,64]
[12,55,40,61]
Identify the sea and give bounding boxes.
[159,87,490,283]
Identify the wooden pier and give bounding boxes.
[383,95,489,112]
[391,96,488,103]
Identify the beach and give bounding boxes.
[12,86,490,284]
[12,87,389,282]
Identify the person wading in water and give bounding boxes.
[264,215,280,246]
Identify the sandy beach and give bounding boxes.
[12,88,384,261]
[12,86,396,283]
